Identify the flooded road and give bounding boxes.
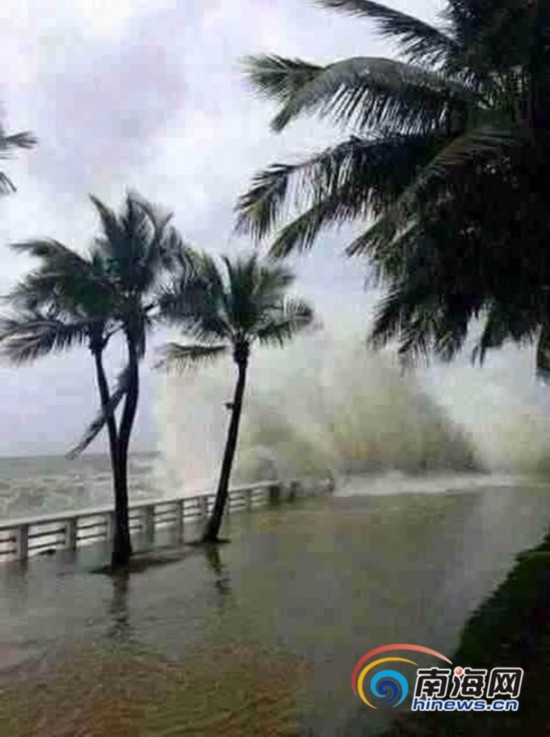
[1,475,549,735]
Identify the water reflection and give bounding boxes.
[202,544,232,604]
[107,570,131,642]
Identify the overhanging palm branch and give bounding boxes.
[316,0,458,66]
[236,133,450,244]
[245,54,473,134]
[67,366,132,459]
[236,0,550,380]
[346,124,529,257]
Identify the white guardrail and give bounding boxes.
[0,478,333,562]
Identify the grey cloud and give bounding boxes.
[27,6,188,196]
[0,0,438,455]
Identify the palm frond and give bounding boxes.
[345,125,527,257]
[130,194,175,288]
[0,131,37,152]
[0,172,17,194]
[254,262,295,301]
[10,239,93,275]
[316,1,457,66]
[161,253,313,358]
[237,134,446,243]
[7,239,116,319]
[155,342,227,372]
[369,281,471,364]
[269,200,344,257]
[161,228,202,276]
[67,366,131,459]
[0,130,36,193]
[243,54,321,103]
[0,313,92,364]
[236,163,298,240]
[402,124,526,190]
[256,299,315,347]
[159,254,230,340]
[245,55,473,133]
[90,196,129,273]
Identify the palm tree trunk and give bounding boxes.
[111,333,139,569]
[92,348,119,490]
[202,354,248,543]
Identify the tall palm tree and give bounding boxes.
[236,0,550,370]
[88,193,191,567]
[0,122,36,193]
[159,253,314,543]
[0,193,191,568]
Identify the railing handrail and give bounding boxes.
[0,479,290,532]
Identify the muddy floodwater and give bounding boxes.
[1,474,549,736]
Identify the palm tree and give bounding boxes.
[159,253,314,543]
[0,193,191,568]
[0,122,36,193]
[88,193,191,567]
[236,0,550,370]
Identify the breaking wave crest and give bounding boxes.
[156,330,480,492]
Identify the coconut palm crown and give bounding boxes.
[236,0,550,373]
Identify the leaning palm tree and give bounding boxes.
[159,253,314,543]
[0,193,191,568]
[236,0,550,371]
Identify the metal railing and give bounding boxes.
[0,478,332,562]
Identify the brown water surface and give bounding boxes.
[1,475,549,735]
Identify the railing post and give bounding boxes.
[15,524,29,561]
[199,496,209,520]
[105,511,115,543]
[143,504,155,543]
[174,499,184,542]
[268,483,282,506]
[65,518,78,551]
[288,481,300,501]
[245,488,253,510]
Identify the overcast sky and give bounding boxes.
[0,0,438,456]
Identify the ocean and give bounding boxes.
[0,453,162,519]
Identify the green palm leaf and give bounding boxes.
[316,1,458,65]
[158,254,314,359]
[0,130,36,151]
[0,129,37,193]
[0,312,93,364]
[256,299,315,346]
[245,55,473,133]
[237,134,447,243]
[67,366,131,459]
[243,55,320,103]
[156,342,228,372]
